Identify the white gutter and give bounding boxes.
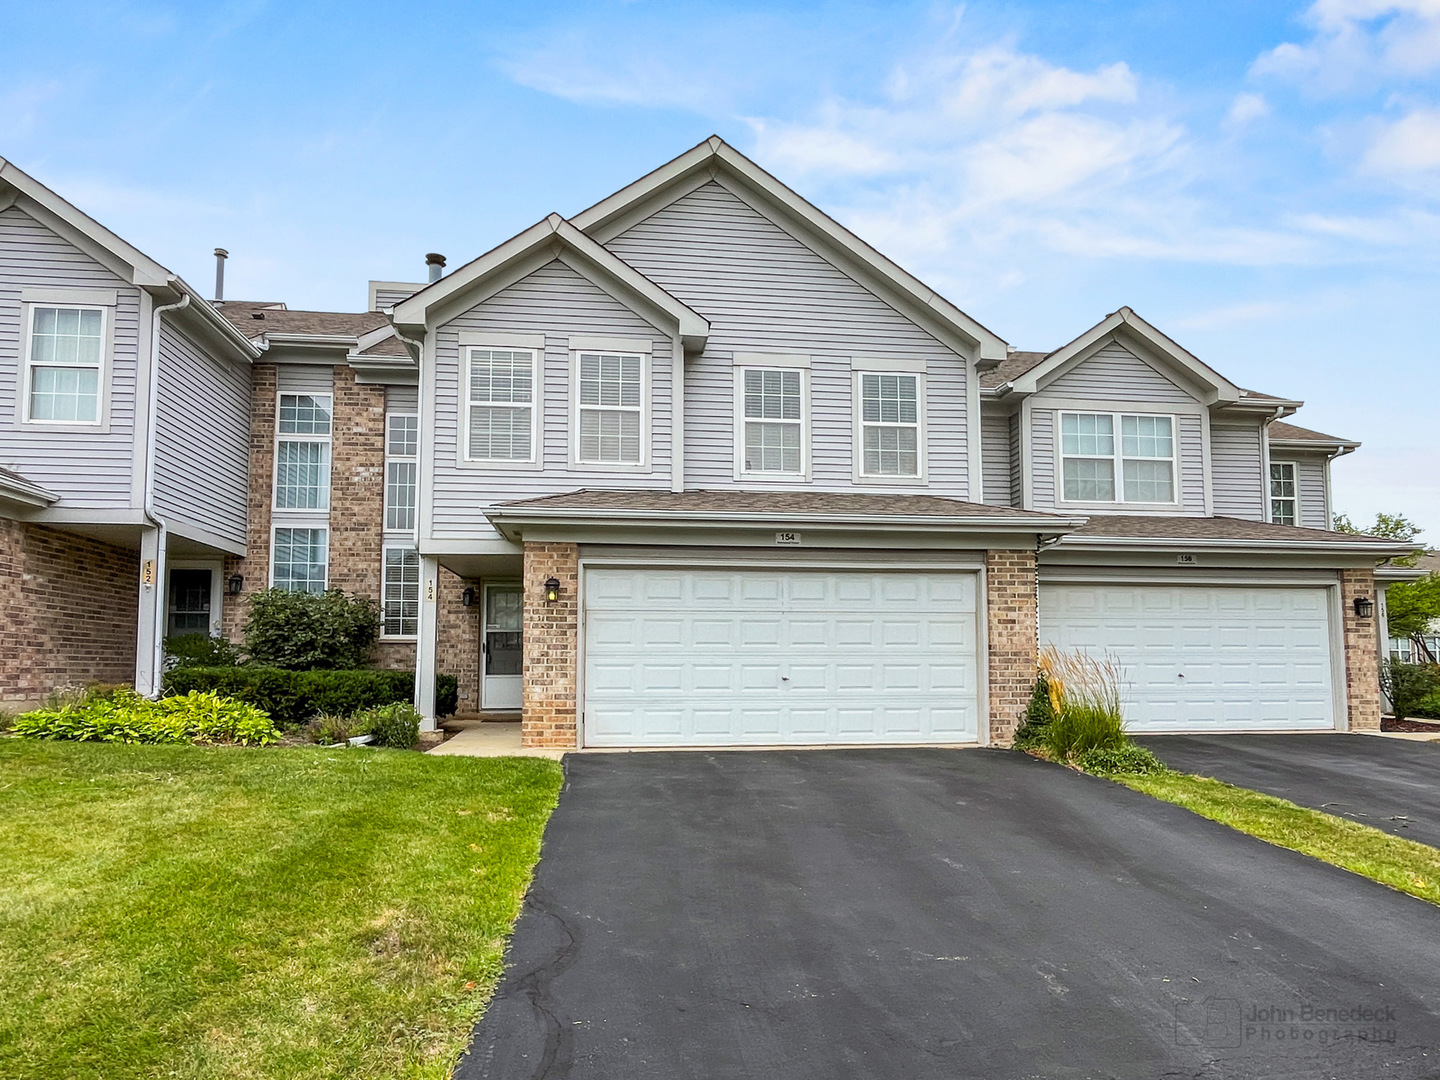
[1053,534,1414,556]
[139,292,190,695]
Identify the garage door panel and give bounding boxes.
[584,568,979,747]
[1040,584,1335,733]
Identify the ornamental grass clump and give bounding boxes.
[1037,646,1128,760]
[14,688,279,746]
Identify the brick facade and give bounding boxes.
[520,542,579,748]
[221,361,276,642]
[985,549,1039,747]
[0,520,140,707]
[1341,567,1382,732]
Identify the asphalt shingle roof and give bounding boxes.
[496,488,1069,520]
[1068,515,1387,543]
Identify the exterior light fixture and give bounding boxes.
[461,587,476,608]
[544,577,561,604]
[1354,596,1374,619]
[227,574,244,595]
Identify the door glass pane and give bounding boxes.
[486,587,522,631]
[167,569,212,637]
[485,587,523,677]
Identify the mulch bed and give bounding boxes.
[1383,716,1440,733]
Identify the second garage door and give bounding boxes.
[583,568,980,747]
[1039,583,1337,733]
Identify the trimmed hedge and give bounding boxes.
[162,667,459,728]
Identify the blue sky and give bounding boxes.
[2,1,1436,535]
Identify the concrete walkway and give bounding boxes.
[427,720,565,760]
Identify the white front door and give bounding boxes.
[582,567,980,747]
[481,584,523,711]
[1039,584,1337,732]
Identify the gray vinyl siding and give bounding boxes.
[152,319,249,546]
[1028,408,1205,513]
[431,260,672,540]
[1295,457,1329,529]
[605,181,972,496]
[386,385,419,412]
[1211,422,1265,520]
[981,410,1011,506]
[0,206,139,507]
[1008,413,1021,507]
[276,366,335,396]
[373,285,419,309]
[1044,341,1193,403]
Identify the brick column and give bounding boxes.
[986,549,1038,747]
[437,568,481,710]
[521,542,579,749]
[1341,567,1381,731]
[222,362,276,643]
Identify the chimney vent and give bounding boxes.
[213,248,228,302]
[426,252,446,284]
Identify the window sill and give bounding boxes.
[14,418,111,434]
[852,472,927,487]
[379,635,419,643]
[736,471,812,483]
[567,460,653,473]
[454,455,544,472]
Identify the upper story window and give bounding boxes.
[738,368,806,477]
[275,393,332,510]
[466,348,536,462]
[27,306,104,423]
[1270,462,1296,526]
[1060,411,1175,504]
[859,373,920,477]
[576,352,644,464]
[385,413,418,532]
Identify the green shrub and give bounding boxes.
[357,702,422,749]
[163,666,411,727]
[13,688,278,746]
[1075,744,1169,776]
[436,675,459,718]
[1013,673,1055,749]
[1413,692,1440,721]
[243,588,380,670]
[1381,660,1440,719]
[1047,703,1127,759]
[307,712,363,745]
[164,634,241,670]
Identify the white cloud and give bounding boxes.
[1226,92,1270,125]
[1252,1,1440,92]
[1363,105,1440,173]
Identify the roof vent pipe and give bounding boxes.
[426,252,446,284]
[213,248,228,301]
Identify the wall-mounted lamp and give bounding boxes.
[227,574,244,595]
[544,577,561,604]
[1354,596,1374,619]
[461,587,476,608]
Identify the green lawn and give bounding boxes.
[1113,770,1440,906]
[0,739,563,1080]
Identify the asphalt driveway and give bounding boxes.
[458,749,1440,1080]
[1138,734,1440,848]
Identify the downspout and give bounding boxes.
[671,331,685,493]
[140,289,191,695]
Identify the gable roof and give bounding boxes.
[569,136,1009,363]
[1269,420,1360,451]
[391,214,709,351]
[0,157,259,363]
[994,307,1241,405]
[1062,514,1413,554]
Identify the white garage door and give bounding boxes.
[583,568,980,747]
[1039,584,1336,733]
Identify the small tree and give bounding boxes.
[243,588,380,670]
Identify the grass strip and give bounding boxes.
[1110,769,1440,906]
[0,739,564,1080]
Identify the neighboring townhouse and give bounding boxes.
[0,137,1417,744]
[0,157,259,707]
[1387,550,1440,663]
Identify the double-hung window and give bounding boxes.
[576,352,644,464]
[1270,462,1296,526]
[381,546,421,637]
[272,527,328,593]
[466,348,535,461]
[740,368,806,476]
[1060,412,1175,504]
[27,305,104,423]
[385,413,419,531]
[275,394,332,510]
[859,373,920,477]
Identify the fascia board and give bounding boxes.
[1269,437,1361,452]
[0,159,169,286]
[1114,310,1241,402]
[1010,313,1124,394]
[484,505,1087,542]
[261,333,360,348]
[1055,534,1413,556]
[0,473,59,507]
[1376,565,1430,582]
[165,277,263,362]
[569,138,722,237]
